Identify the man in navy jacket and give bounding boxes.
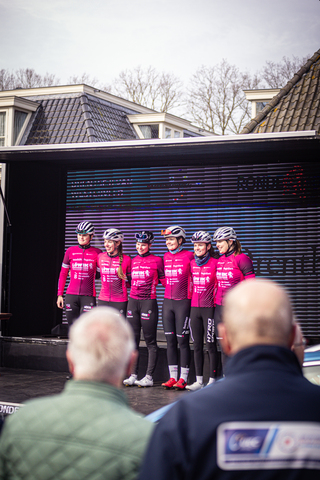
[138,279,320,480]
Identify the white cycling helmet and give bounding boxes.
[103,228,124,242]
[191,231,212,244]
[213,226,237,242]
[161,225,186,240]
[75,221,95,235]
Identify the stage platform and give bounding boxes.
[0,335,220,420]
[0,335,220,379]
[0,367,188,419]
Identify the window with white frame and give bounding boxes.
[13,110,28,145]
[128,113,193,140]
[164,127,182,139]
[0,96,38,146]
[138,124,159,139]
[0,112,6,146]
[165,127,171,139]
[256,102,267,114]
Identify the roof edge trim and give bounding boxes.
[0,130,318,155]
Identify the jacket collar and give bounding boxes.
[225,344,302,377]
[63,380,129,406]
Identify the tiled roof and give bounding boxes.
[241,49,320,134]
[23,93,139,145]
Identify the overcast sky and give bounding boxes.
[1,0,319,87]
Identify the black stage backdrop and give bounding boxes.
[62,162,319,338]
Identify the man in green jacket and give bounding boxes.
[0,307,154,480]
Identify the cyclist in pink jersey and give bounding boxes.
[161,225,194,390]
[213,226,255,371]
[187,231,219,392]
[57,222,102,329]
[123,231,165,388]
[97,228,131,316]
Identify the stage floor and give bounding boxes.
[0,367,187,416]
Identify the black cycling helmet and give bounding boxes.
[75,221,95,235]
[135,231,154,244]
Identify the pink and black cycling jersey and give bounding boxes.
[190,257,218,308]
[164,250,194,301]
[129,254,165,300]
[98,253,131,302]
[215,252,255,305]
[57,245,102,297]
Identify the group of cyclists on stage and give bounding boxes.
[57,222,255,391]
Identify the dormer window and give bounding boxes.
[128,113,189,140]
[138,124,159,139]
[243,89,280,119]
[0,96,38,146]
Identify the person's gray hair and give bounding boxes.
[67,307,135,383]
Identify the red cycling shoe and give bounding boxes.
[162,378,177,389]
[173,378,187,390]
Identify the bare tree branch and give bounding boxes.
[42,72,60,87]
[0,68,60,90]
[112,66,183,113]
[0,69,15,90]
[67,73,99,87]
[261,54,310,88]
[15,68,43,88]
[187,60,261,135]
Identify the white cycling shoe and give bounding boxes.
[123,374,138,386]
[207,378,216,386]
[186,381,204,392]
[135,376,153,387]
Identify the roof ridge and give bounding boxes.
[241,49,320,134]
[79,93,97,142]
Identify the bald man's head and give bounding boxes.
[220,279,294,355]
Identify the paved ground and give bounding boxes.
[0,367,187,416]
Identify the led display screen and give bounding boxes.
[64,162,319,337]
